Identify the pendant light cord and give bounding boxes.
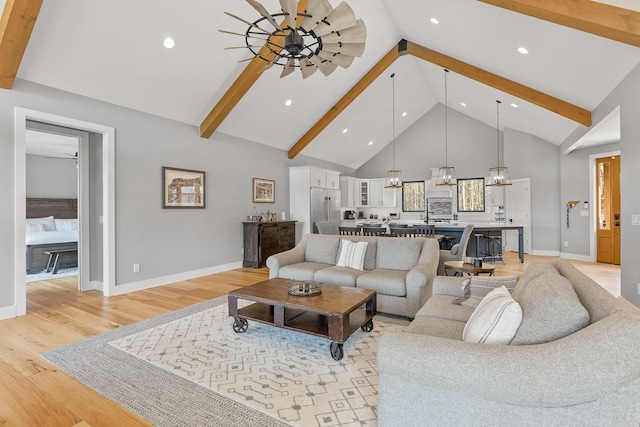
[444,69,449,167]
[496,100,501,167]
[391,72,396,169]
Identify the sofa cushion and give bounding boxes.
[511,273,590,345]
[407,316,465,341]
[376,238,423,271]
[453,275,519,308]
[336,239,368,270]
[314,266,363,287]
[357,269,407,297]
[416,295,475,323]
[463,286,523,345]
[511,261,560,301]
[279,262,332,281]
[304,235,341,265]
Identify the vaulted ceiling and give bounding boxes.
[3,0,640,169]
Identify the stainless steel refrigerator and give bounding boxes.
[310,187,341,233]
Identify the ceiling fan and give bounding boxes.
[64,152,78,160]
[221,0,366,79]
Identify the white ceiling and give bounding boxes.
[25,129,78,159]
[9,0,640,169]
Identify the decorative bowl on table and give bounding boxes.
[287,279,323,296]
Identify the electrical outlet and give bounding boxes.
[563,241,568,247]
[133,263,140,273]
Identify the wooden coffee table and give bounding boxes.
[227,278,377,360]
[444,260,495,276]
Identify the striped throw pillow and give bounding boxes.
[462,285,523,344]
[336,239,368,271]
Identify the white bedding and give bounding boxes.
[26,230,78,246]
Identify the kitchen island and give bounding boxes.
[433,223,526,263]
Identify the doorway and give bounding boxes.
[14,108,116,317]
[504,178,532,254]
[596,155,621,265]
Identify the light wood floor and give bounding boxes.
[0,253,620,426]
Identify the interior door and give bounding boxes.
[596,156,621,264]
[504,178,532,254]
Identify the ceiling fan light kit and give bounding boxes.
[222,0,367,79]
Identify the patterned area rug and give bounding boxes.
[42,296,408,427]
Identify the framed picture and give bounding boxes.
[253,178,275,203]
[162,167,205,209]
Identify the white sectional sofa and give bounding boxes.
[266,233,440,318]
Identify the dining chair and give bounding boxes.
[390,227,414,237]
[388,223,407,228]
[362,227,386,236]
[339,226,362,236]
[412,224,435,236]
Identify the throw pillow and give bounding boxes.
[336,239,368,271]
[462,286,523,345]
[511,273,590,345]
[59,220,78,231]
[26,223,46,232]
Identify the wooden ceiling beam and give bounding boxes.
[478,0,640,48]
[200,0,308,139]
[0,0,43,89]
[287,43,401,159]
[406,41,592,127]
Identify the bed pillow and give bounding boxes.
[56,219,78,231]
[336,239,368,271]
[26,216,56,231]
[26,223,46,232]
[462,286,523,345]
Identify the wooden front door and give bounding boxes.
[596,156,621,264]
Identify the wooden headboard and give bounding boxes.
[26,198,77,219]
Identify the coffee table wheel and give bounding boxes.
[330,342,344,361]
[361,320,374,332]
[232,317,248,333]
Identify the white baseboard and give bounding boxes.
[111,261,243,296]
[87,280,103,291]
[560,252,595,262]
[0,304,17,321]
[531,250,560,257]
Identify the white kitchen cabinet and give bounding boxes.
[293,165,341,189]
[359,180,369,207]
[326,171,340,190]
[340,176,360,207]
[369,178,397,208]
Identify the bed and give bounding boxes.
[26,198,78,273]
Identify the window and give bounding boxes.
[457,178,485,212]
[402,181,425,212]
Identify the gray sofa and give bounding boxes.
[378,258,640,426]
[266,233,440,318]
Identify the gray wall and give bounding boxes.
[504,129,561,253]
[89,133,104,282]
[0,79,351,310]
[26,155,77,198]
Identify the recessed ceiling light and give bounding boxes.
[517,47,528,55]
[460,102,467,107]
[342,128,348,134]
[163,37,175,49]
[402,112,407,117]
[430,17,439,24]
[368,141,373,146]
[511,103,519,108]
[285,99,292,106]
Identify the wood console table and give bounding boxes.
[242,221,296,268]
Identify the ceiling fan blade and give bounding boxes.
[280,58,296,78]
[312,2,356,37]
[224,11,272,35]
[279,0,298,28]
[259,55,280,72]
[224,45,262,50]
[300,0,332,31]
[319,19,366,44]
[321,42,365,57]
[316,50,354,68]
[245,0,282,30]
[309,56,337,76]
[219,29,269,41]
[237,55,265,63]
[299,57,318,79]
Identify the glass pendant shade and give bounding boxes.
[435,69,456,186]
[436,166,457,186]
[385,72,402,189]
[486,100,512,187]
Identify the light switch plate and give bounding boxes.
[580,210,588,217]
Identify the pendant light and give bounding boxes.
[385,72,402,188]
[487,100,512,186]
[436,69,457,186]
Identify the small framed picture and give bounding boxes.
[162,167,205,208]
[271,213,278,221]
[253,178,275,203]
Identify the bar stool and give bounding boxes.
[440,235,456,250]
[484,235,505,264]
